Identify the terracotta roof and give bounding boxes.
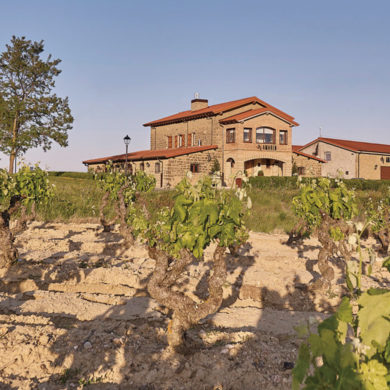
[301,137,390,154]
[83,145,218,165]
[219,108,299,126]
[292,145,326,163]
[143,96,298,127]
[292,145,303,152]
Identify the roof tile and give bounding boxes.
[83,145,218,165]
[143,96,298,127]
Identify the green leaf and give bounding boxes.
[358,291,390,357]
[292,342,310,386]
[360,360,388,390]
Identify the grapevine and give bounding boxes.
[0,165,53,267]
[128,176,250,351]
[292,178,358,290]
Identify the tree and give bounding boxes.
[0,36,73,173]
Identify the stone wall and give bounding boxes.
[300,142,356,178]
[292,154,323,177]
[358,153,390,180]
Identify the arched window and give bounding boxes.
[256,127,275,144]
[227,158,235,168]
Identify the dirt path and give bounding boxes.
[0,222,388,389]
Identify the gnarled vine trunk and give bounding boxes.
[116,185,134,249]
[0,196,22,268]
[147,245,227,352]
[313,214,351,290]
[99,191,117,232]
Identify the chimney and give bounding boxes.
[191,93,208,111]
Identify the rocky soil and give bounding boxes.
[0,222,388,390]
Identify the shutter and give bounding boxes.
[168,136,172,148]
[381,166,390,180]
[187,133,192,147]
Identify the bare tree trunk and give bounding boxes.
[147,245,227,352]
[8,152,16,175]
[8,115,18,174]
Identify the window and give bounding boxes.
[266,159,271,168]
[243,128,252,143]
[324,151,332,161]
[140,162,145,171]
[198,139,202,146]
[298,167,305,175]
[226,128,235,143]
[167,136,172,149]
[190,163,200,173]
[279,130,288,145]
[386,157,390,163]
[155,162,160,173]
[256,127,275,144]
[178,134,185,147]
[227,158,235,168]
[192,133,196,146]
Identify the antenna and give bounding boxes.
[319,127,322,137]
[194,92,199,99]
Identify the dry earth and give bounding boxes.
[0,222,389,390]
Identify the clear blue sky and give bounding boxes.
[1,0,389,171]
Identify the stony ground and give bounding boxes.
[0,222,388,390]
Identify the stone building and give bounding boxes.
[83,96,299,187]
[298,137,390,180]
[292,146,326,177]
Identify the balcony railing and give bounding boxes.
[257,144,277,151]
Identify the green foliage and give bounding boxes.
[94,163,156,204]
[210,158,221,174]
[367,188,390,237]
[293,293,390,389]
[128,176,249,259]
[0,36,73,172]
[292,178,358,233]
[0,165,53,209]
[48,171,94,180]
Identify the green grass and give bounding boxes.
[32,176,388,233]
[244,188,298,233]
[37,176,106,221]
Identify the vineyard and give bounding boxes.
[0,168,389,389]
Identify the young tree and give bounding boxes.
[0,36,73,173]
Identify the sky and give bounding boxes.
[0,0,389,171]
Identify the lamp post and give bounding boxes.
[123,135,131,175]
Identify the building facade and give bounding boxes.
[83,96,299,187]
[298,137,390,180]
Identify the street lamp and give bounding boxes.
[123,135,131,175]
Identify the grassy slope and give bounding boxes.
[36,176,386,233]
